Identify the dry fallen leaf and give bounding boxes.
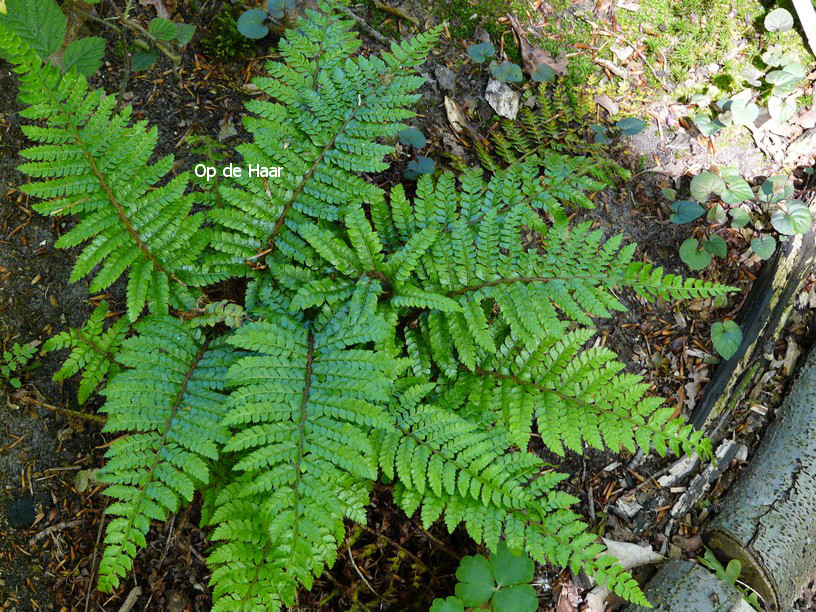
[507,14,568,78]
[556,580,583,612]
[443,96,473,137]
[593,94,619,116]
[139,0,170,19]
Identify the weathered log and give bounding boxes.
[690,195,816,432]
[626,560,748,611]
[703,348,816,610]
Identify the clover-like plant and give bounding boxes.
[431,543,538,612]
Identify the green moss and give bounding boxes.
[200,3,256,61]
[616,0,812,87]
[436,0,529,64]
[359,0,401,40]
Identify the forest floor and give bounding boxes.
[3,0,816,610]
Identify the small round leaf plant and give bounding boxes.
[690,7,804,138]
[431,542,538,612]
[669,166,813,271]
[238,0,297,39]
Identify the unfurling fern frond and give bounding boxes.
[205,280,395,609]
[42,300,128,404]
[96,316,232,592]
[0,25,209,322]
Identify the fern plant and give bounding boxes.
[0,0,734,608]
[475,79,627,187]
[42,300,128,403]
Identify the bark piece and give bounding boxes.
[690,194,816,431]
[626,560,745,611]
[705,348,816,610]
[484,79,519,120]
[670,440,742,518]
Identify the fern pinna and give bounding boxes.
[1,0,732,608]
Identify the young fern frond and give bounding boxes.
[41,300,129,404]
[205,280,395,609]
[206,0,441,278]
[475,79,625,186]
[96,317,232,592]
[0,24,209,322]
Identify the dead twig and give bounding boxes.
[336,6,392,44]
[14,395,107,425]
[28,518,82,546]
[347,545,384,602]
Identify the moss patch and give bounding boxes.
[616,0,812,88]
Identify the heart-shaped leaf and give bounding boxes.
[491,542,535,587]
[729,207,751,228]
[771,200,812,235]
[430,597,465,612]
[721,176,753,204]
[455,555,494,606]
[730,100,759,126]
[531,63,555,83]
[63,36,105,76]
[467,41,496,64]
[149,17,178,41]
[690,171,725,202]
[711,320,742,359]
[751,235,776,259]
[679,238,711,270]
[702,235,727,258]
[707,204,727,224]
[237,9,269,39]
[758,175,793,203]
[490,61,523,83]
[268,0,297,18]
[761,44,795,68]
[591,124,609,144]
[765,8,794,33]
[616,117,647,136]
[768,95,797,125]
[766,69,801,97]
[403,156,435,180]
[740,66,763,87]
[670,200,705,224]
[694,114,724,137]
[398,127,427,148]
[176,23,196,45]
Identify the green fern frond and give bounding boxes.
[96,316,232,592]
[206,1,441,278]
[206,280,396,609]
[475,79,628,186]
[0,24,209,322]
[42,300,129,404]
[384,383,651,607]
